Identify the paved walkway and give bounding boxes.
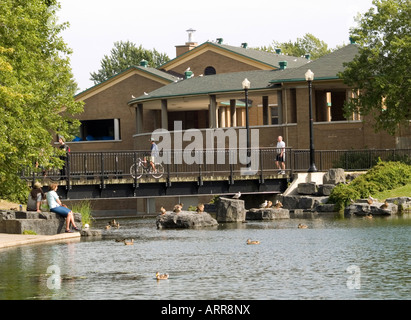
[0,232,81,249]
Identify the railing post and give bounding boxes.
[259,149,264,184]
[66,153,71,191]
[100,152,105,189]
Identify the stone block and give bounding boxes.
[323,168,345,185]
[156,211,218,229]
[246,208,290,220]
[0,210,82,235]
[318,184,335,196]
[297,182,318,195]
[216,197,246,222]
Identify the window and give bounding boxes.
[271,106,279,125]
[72,119,120,142]
[204,66,216,76]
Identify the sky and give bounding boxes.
[57,0,375,93]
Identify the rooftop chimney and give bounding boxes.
[275,48,282,54]
[216,38,223,44]
[175,28,198,57]
[304,54,311,60]
[241,42,248,49]
[140,59,148,67]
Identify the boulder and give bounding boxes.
[318,184,335,196]
[323,168,345,185]
[344,202,398,217]
[215,197,246,222]
[156,211,218,229]
[246,208,290,220]
[297,182,318,195]
[386,197,411,213]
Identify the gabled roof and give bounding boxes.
[128,44,358,104]
[75,65,179,100]
[160,41,310,71]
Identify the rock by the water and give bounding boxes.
[344,202,398,217]
[386,197,411,213]
[215,197,246,222]
[156,211,218,229]
[246,208,290,220]
[323,168,345,185]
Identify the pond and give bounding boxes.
[0,215,410,300]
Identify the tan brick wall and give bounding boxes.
[71,72,169,152]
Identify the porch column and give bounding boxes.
[277,91,283,124]
[262,96,269,125]
[209,95,217,128]
[161,99,168,130]
[230,99,237,127]
[136,103,143,134]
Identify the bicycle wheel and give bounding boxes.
[130,163,144,179]
[151,163,164,179]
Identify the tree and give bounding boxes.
[0,0,83,201]
[258,33,333,60]
[90,41,170,85]
[340,0,411,135]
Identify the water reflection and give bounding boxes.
[0,215,410,300]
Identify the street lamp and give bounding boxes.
[305,69,317,172]
[242,78,251,166]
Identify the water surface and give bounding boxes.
[0,216,410,300]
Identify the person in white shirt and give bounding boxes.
[275,136,286,174]
[46,183,79,233]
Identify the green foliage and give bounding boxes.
[257,33,334,60]
[71,200,94,227]
[22,230,37,235]
[90,41,170,85]
[339,0,411,134]
[329,160,411,211]
[0,0,84,202]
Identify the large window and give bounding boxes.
[73,119,120,142]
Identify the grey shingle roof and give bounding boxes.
[269,44,359,83]
[129,44,359,104]
[160,41,310,70]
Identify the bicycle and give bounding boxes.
[130,158,164,179]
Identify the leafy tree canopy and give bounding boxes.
[90,40,170,85]
[257,33,335,60]
[340,0,411,134]
[0,0,83,201]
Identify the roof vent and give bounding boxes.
[349,36,356,44]
[185,70,194,79]
[216,38,223,44]
[140,60,148,67]
[275,48,282,54]
[279,61,288,70]
[241,42,248,49]
[304,54,311,60]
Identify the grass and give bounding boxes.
[372,183,411,201]
[71,200,94,227]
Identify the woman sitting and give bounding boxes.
[46,183,80,233]
[27,182,46,213]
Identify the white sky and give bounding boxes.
[57,0,374,92]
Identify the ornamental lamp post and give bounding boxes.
[242,78,251,166]
[305,69,317,172]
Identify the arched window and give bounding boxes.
[204,66,216,76]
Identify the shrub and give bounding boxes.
[329,160,411,211]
